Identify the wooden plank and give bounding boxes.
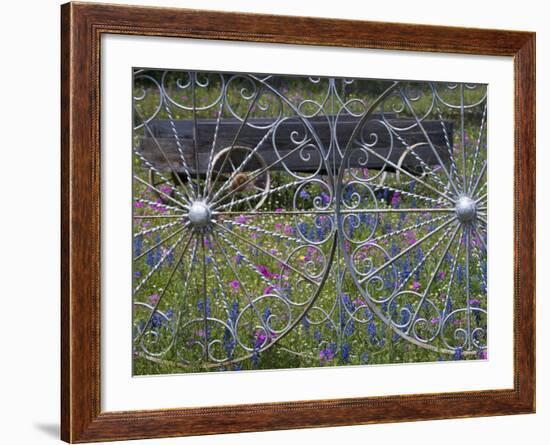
[138,116,453,174]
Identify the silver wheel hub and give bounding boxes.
[455,196,477,223]
[187,201,211,227]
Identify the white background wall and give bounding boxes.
[0,0,545,444]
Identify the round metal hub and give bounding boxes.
[455,196,477,223]
[187,201,212,227]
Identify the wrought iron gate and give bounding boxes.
[132,70,487,372]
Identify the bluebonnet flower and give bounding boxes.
[453,347,463,360]
[341,342,350,363]
[299,189,310,199]
[320,192,331,206]
[254,329,267,349]
[344,320,355,337]
[151,312,163,328]
[339,306,346,330]
[346,218,355,238]
[391,242,398,257]
[224,328,235,358]
[391,192,400,208]
[360,352,369,364]
[146,248,155,268]
[167,248,174,266]
[251,349,260,367]
[402,255,411,281]
[367,320,378,344]
[317,226,326,240]
[389,299,398,319]
[229,301,239,325]
[155,234,161,264]
[319,343,337,364]
[314,329,322,343]
[197,298,211,317]
[134,235,143,257]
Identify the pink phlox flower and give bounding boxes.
[256,264,273,279]
[411,281,421,291]
[235,215,249,224]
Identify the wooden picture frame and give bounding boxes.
[61,1,536,442]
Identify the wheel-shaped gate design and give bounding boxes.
[132,70,487,372]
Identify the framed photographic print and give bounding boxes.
[61,2,536,442]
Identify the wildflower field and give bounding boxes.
[132,71,487,375]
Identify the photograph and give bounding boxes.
[132,69,488,375]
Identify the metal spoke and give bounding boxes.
[359,216,456,284]
[133,231,191,295]
[399,86,461,197]
[191,73,202,193]
[200,232,209,358]
[133,219,180,238]
[206,87,264,200]
[134,232,194,343]
[210,137,313,207]
[357,142,456,204]
[467,102,487,193]
[133,147,190,205]
[460,83,467,191]
[395,224,455,294]
[134,197,184,213]
[470,162,487,198]
[135,107,196,202]
[465,226,472,349]
[405,223,461,334]
[133,175,187,210]
[134,224,188,261]
[214,221,320,286]
[209,127,275,203]
[368,213,451,244]
[163,101,198,199]
[215,179,303,211]
[134,215,184,219]
[390,129,450,194]
[435,101,461,188]
[202,100,225,198]
[231,219,304,244]
[215,208,454,217]
[210,231,274,339]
